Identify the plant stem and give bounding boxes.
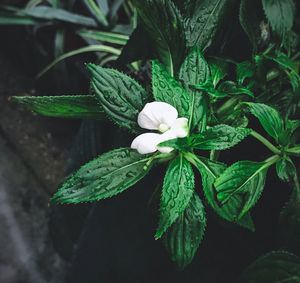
[216,97,240,117]
[263,154,280,165]
[250,130,281,155]
[293,170,300,202]
[292,50,300,60]
[210,150,220,161]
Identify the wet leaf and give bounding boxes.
[88,64,148,133]
[163,193,206,269]
[156,155,195,239]
[52,148,153,203]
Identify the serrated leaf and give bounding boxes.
[236,61,255,85]
[240,251,300,283]
[185,0,234,50]
[192,156,254,231]
[179,48,210,87]
[152,60,190,118]
[215,160,270,218]
[189,125,251,150]
[156,155,195,239]
[132,0,186,75]
[88,64,148,133]
[262,0,295,38]
[179,47,210,132]
[163,193,206,269]
[276,156,296,182]
[245,102,284,143]
[161,125,251,151]
[12,95,104,119]
[52,148,153,203]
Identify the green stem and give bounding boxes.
[210,150,220,161]
[155,151,176,163]
[266,69,280,82]
[285,145,300,156]
[250,130,281,155]
[293,170,300,202]
[187,93,195,135]
[292,50,300,60]
[264,154,280,165]
[217,97,240,117]
[37,45,121,78]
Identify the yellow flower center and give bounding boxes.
[158,123,169,133]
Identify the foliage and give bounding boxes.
[12,0,300,274]
[0,0,135,76]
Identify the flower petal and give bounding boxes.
[170,117,189,138]
[156,130,177,153]
[131,133,161,154]
[137,102,178,130]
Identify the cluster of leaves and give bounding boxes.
[12,0,300,278]
[0,0,136,76]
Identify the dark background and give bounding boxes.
[0,1,298,282]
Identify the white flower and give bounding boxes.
[131,102,188,154]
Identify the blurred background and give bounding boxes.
[0,0,299,283]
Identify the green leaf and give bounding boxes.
[132,0,186,75]
[189,125,251,150]
[245,102,284,143]
[179,48,210,87]
[215,160,272,218]
[193,81,228,98]
[37,45,121,78]
[155,155,195,239]
[88,64,148,133]
[52,148,152,203]
[78,29,129,45]
[163,193,206,269]
[218,81,254,97]
[262,0,295,38]
[208,57,230,87]
[236,61,255,85]
[161,125,251,151]
[286,145,300,156]
[265,52,300,90]
[286,119,300,137]
[82,0,108,26]
[152,60,190,118]
[240,251,300,283]
[191,155,255,231]
[276,156,296,182]
[0,14,39,25]
[179,47,210,132]
[12,95,104,119]
[21,6,97,27]
[239,0,263,51]
[185,0,234,50]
